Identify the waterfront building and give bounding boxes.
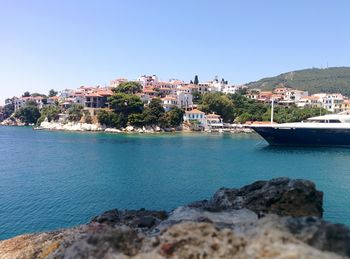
[205,113,223,130]
[183,109,206,126]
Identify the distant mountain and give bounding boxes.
[245,67,350,96]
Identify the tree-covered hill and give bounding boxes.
[245,67,350,96]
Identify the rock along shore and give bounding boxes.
[37,121,252,134]
[1,178,349,259]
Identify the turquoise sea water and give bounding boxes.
[0,126,350,240]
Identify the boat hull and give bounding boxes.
[251,126,350,147]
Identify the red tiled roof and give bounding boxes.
[186,109,205,114]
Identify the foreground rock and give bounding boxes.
[0,178,349,259]
[189,177,323,217]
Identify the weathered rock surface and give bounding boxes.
[91,209,168,230]
[1,178,348,259]
[190,177,323,217]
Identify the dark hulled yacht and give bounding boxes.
[250,114,350,147]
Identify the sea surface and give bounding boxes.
[0,126,350,240]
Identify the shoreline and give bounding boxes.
[0,121,254,134]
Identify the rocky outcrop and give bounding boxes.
[40,121,105,131]
[0,178,349,259]
[0,117,25,126]
[91,209,168,230]
[189,177,323,217]
[39,121,173,134]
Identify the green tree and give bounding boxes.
[3,103,14,119]
[83,110,93,124]
[128,113,145,127]
[37,105,60,124]
[14,102,41,125]
[108,93,143,127]
[22,91,31,97]
[227,93,268,123]
[200,93,235,122]
[31,93,46,97]
[194,75,199,85]
[192,90,202,104]
[142,98,165,126]
[97,110,120,128]
[162,107,184,128]
[48,89,58,97]
[67,104,84,122]
[114,82,142,94]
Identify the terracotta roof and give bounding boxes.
[97,90,113,96]
[178,86,190,90]
[171,80,184,84]
[260,91,273,95]
[206,113,221,118]
[143,89,156,93]
[85,93,102,97]
[300,96,319,101]
[186,109,205,114]
[162,96,177,101]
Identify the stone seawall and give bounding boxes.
[1,178,349,258]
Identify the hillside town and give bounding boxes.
[1,74,349,132]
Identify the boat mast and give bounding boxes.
[271,97,274,124]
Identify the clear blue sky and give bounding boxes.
[1,0,350,104]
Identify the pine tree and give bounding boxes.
[194,75,199,85]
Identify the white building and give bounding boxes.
[161,96,178,111]
[284,90,308,102]
[205,113,223,129]
[13,97,26,111]
[137,75,159,87]
[222,85,246,94]
[296,96,322,108]
[176,92,193,109]
[197,83,210,94]
[313,93,344,112]
[183,109,206,126]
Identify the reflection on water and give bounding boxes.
[259,144,350,156]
